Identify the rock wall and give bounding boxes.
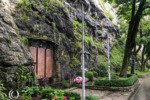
[0,0,118,88]
[0,0,33,90]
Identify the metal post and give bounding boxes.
[107,34,111,80]
[82,4,86,100]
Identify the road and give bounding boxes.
[130,75,150,100]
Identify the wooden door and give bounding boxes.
[29,47,53,79]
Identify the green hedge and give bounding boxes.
[94,75,138,87]
[64,91,81,100]
[86,95,98,100]
[21,86,80,100]
[85,71,94,81]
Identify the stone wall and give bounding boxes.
[0,0,33,90]
[0,0,119,89]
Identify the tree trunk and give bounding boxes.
[131,47,136,74]
[120,0,146,77]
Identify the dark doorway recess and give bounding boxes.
[28,39,55,79]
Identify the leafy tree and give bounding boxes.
[108,0,150,76]
[138,17,150,71]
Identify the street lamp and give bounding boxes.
[81,3,86,100]
[107,34,111,80]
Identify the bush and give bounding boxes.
[94,75,138,87]
[21,86,41,97]
[21,86,80,100]
[64,91,81,100]
[61,80,72,88]
[0,82,8,100]
[86,95,98,100]
[111,74,119,79]
[92,71,98,77]
[85,71,94,81]
[95,65,108,77]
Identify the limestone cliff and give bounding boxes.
[0,0,118,89]
[0,0,33,90]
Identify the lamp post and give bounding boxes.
[107,34,111,80]
[81,4,86,100]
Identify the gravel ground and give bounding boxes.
[66,74,150,100]
[67,88,131,100]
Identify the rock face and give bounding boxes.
[0,0,33,90]
[0,0,118,88]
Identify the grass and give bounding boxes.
[136,69,150,78]
[94,75,138,87]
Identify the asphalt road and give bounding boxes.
[130,77,150,100]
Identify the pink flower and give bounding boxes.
[93,77,97,81]
[54,95,57,100]
[74,76,88,84]
[64,96,68,100]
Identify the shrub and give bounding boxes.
[0,82,8,100]
[61,80,72,88]
[21,86,80,100]
[21,86,41,97]
[111,74,119,79]
[64,91,81,100]
[92,71,98,77]
[86,95,98,100]
[94,75,138,87]
[85,71,94,81]
[41,87,54,98]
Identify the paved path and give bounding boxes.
[66,74,150,100]
[130,75,150,100]
[67,88,131,100]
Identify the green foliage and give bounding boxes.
[111,74,119,79]
[39,0,68,14]
[73,20,82,31]
[21,86,80,100]
[21,86,41,97]
[64,91,80,100]
[85,71,94,81]
[97,55,107,67]
[75,41,82,49]
[16,65,35,89]
[95,67,108,77]
[21,95,31,100]
[0,82,8,100]
[17,0,30,7]
[136,69,150,78]
[17,0,32,12]
[20,36,28,45]
[73,20,83,40]
[86,95,98,100]
[94,75,138,87]
[111,47,123,66]
[92,71,98,77]
[61,80,72,88]
[85,36,104,51]
[70,56,80,68]
[110,41,124,72]
[72,20,104,52]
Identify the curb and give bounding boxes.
[128,79,144,100]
